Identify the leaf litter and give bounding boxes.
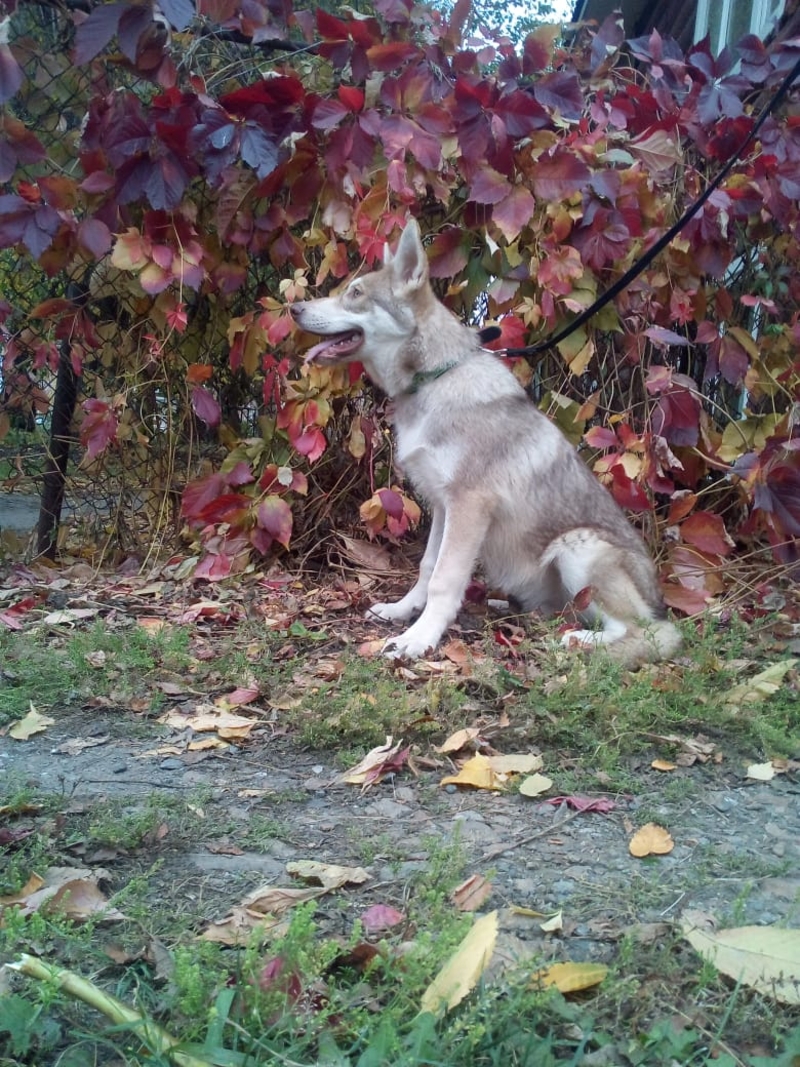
[1,558,799,1050]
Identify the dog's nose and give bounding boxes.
[289,303,302,320]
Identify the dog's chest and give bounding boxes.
[394,413,456,501]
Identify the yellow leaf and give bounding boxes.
[485,753,543,775]
[419,911,498,1015]
[519,773,553,797]
[440,754,505,791]
[9,704,55,740]
[724,659,797,707]
[532,961,608,993]
[437,727,482,754]
[651,759,677,772]
[285,861,370,890]
[629,823,674,857]
[682,913,800,1005]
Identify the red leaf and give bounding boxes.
[468,166,512,206]
[0,596,38,631]
[80,399,119,460]
[338,85,364,111]
[191,386,221,428]
[680,511,734,557]
[532,71,584,121]
[531,152,591,200]
[361,903,405,934]
[427,227,469,279]
[662,582,711,616]
[256,495,293,550]
[365,42,417,71]
[181,475,226,521]
[584,426,618,449]
[492,185,535,243]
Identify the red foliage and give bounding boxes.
[1,4,799,598]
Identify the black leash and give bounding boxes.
[498,53,800,360]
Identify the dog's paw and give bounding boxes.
[366,601,417,623]
[560,628,601,650]
[381,626,437,660]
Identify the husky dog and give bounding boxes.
[290,220,681,668]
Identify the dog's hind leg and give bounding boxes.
[543,530,680,666]
[382,496,492,659]
[367,505,445,624]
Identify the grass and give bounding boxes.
[0,619,194,722]
[1,602,799,1065]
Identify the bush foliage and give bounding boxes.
[0,1,798,604]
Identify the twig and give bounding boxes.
[481,806,583,860]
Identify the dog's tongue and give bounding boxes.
[303,332,361,365]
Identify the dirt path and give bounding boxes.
[4,702,798,956]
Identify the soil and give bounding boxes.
[3,699,798,958]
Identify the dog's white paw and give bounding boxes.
[366,601,418,623]
[381,625,438,660]
[560,628,602,649]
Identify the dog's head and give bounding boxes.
[290,219,430,372]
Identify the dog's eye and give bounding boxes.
[349,284,363,298]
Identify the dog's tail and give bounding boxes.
[609,617,682,670]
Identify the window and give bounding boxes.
[694,0,786,53]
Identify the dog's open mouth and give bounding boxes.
[303,330,363,365]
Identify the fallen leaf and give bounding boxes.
[532,961,608,993]
[206,839,244,856]
[84,650,107,668]
[341,736,409,790]
[519,773,553,797]
[543,795,616,813]
[52,735,110,755]
[420,911,498,1015]
[441,754,505,791]
[188,737,229,751]
[724,659,798,707]
[539,909,563,933]
[45,879,126,922]
[651,759,677,772]
[201,908,288,945]
[215,685,260,709]
[746,762,775,781]
[437,727,482,754]
[43,607,99,624]
[286,860,370,889]
[485,753,543,775]
[629,823,674,857]
[242,884,326,916]
[361,903,405,934]
[157,705,257,740]
[682,912,800,1005]
[451,874,493,912]
[9,705,55,740]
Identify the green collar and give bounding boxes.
[404,361,458,395]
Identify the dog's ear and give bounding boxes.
[391,219,428,293]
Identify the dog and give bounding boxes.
[290,219,682,668]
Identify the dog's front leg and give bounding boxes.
[367,506,444,624]
[383,501,491,659]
